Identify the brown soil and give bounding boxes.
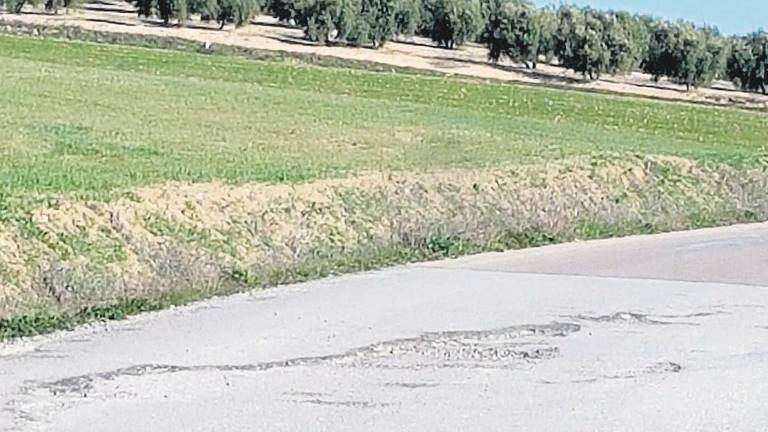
[2,1,768,110]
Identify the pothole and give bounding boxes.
[30,322,580,398]
[8,321,580,426]
[566,312,698,326]
[330,322,580,370]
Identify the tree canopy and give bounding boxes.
[552,7,650,79]
[135,0,262,27]
[727,32,768,94]
[642,22,727,90]
[338,0,398,47]
[483,0,547,68]
[420,0,483,49]
[393,0,421,36]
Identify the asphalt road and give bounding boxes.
[2,223,768,431]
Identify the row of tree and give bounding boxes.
[2,0,766,93]
[482,3,733,89]
[133,0,262,28]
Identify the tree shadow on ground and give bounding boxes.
[84,17,137,26]
[392,38,443,50]
[430,55,587,85]
[263,34,377,49]
[251,19,300,30]
[262,33,318,47]
[82,5,135,14]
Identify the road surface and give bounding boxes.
[2,223,768,431]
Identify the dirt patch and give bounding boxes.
[2,2,768,110]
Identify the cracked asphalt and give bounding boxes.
[2,223,768,431]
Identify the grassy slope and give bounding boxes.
[1,35,768,197]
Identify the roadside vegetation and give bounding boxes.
[1,35,768,340]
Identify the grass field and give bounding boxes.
[3,34,768,338]
[2,35,768,197]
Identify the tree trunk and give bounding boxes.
[219,20,225,30]
[761,82,766,95]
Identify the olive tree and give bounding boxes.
[212,0,263,27]
[678,26,726,89]
[267,0,300,22]
[298,0,343,43]
[137,0,261,26]
[642,19,678,80]
[536,5,558,62]
[554,7,650,79]
[421,0,482,48]
[605,11,650,73]
[643,22,727,90]
[5,0,26,13]
[483,0,547,68]
[339,0,398,47]
[8,0,78,13]
[136,0,177,24]
[553,7,610,79]
[292,0,398,47]
[393,0,421,36]
[727,32,768,94]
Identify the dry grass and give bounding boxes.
[3,155,768,318]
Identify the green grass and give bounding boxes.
[2,35,768,197]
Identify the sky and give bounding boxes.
[532,0,766,35]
